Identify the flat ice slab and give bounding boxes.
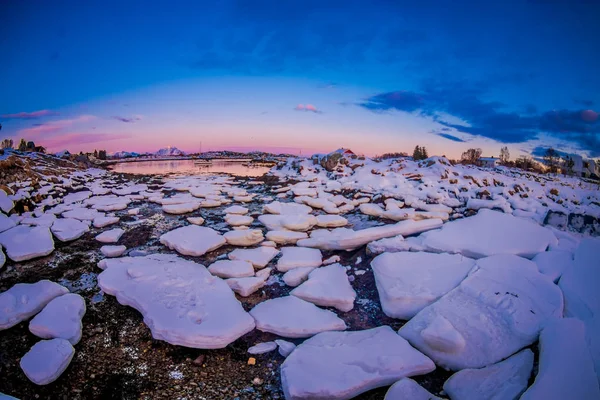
[532,250,573,282]
[208,260,255,278]
[281,326,436,400]
[98,253,255,348]
[224,229,264,246]
[92,216,120,228]
[443,349,533,400]
[291,264,356,312]
[0,280,69,330]
[384,378,442,400]
[399,254,563,370]
[371,252,475,319]
[0,213,16,233]
[224,205,248,215]
[248,341,277,355]
[20,338,75,385]
[187,217,205,225]
[0,225,55,262]
[422,209,557,259]
[95,228,124,244]
[250,296,347,338]
[100,245,127,258]
[277,247,322,272]
[266,230,308,245]
[228,247,279,268]
[160,225,226,256]
[315,215,348,228]
[29,293,86,344]
[520,318,600,400]
[264,201,312,215]
[226,276,266,297]
[51,218,90,242]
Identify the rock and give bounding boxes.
[248,357,256,365]
[98,254,255,348]
[100,245,127,258]
[0,280,69,330]
[384,378,442,400]
[248,341,278,355]
[226,276,266,297]
[443,349,533,400]
[399,254,564,370]
[29,293,86,345]
[187,217,205,225]
[160,225,226,256]
[208,260,255,278]
[95,228,124,244]
[277,247,323,272]
[92,216,120,228]
[20,339,75,385]
[224,229,264,246]
[371,252,475,319]
[0,225,55,262]
[422,209,557,259]
[228,247,280,268]
[291,264,356,312]
[51,218,90,242]
[283,267,316,287]
[276,339,296,357]
[281,326,436,400]
[265,230,308,245]
[250,296,347,338]
[520,318,600,400]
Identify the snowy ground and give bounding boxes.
[0,153,599,399]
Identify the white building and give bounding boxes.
[567,154,599,178]
[479,157,500,168]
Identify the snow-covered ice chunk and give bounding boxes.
[532,250,573,282]
[226,276,266,297]
[228,247,279,268]
[258,214,317,231]
[422,209,557,259]
[277,247,322,272]
[224,214,253,226]
[160,225,226,256]
[371,252,475,319]
[0,189,14,213]
[399,254,564,370]
[100,245,127,258]
[558,238,600,382]
[276,339,296,357]
[297,219,443,251]
[187,216,205,225]
[62,191,92,204]
[291,264,356,312]
[315,214,348,228]
[50,218,90,242]
[520,318,600,400]
[443,349,533,400]
[62,207,103,221]
[29,293,86,345]
[0,213,16,233]
[281,326,436,400]
[367,235,428,255]
[0,280,69,330]
[20,339,74,385]
[265,230,308,245]
[162,202,200,214]
[283,267,316,287]
[250,296,347,338]
[0,225,55,261]
[92,216,119,228]
[128,208,139,215]
[0,249,4,269]
[248,341,277,355]
[384,378,442,400]
[224,229,264,246]
[264,201,312,215]
[208,260,255,278]
[224,205,248,215]
[98,254,255,348]
[95,228,124,244]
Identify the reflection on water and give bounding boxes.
[109,159,271,177]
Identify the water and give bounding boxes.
[109,159,271,177]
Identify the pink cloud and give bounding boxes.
[18,115,97,138]
[294,104,322,114]
[43,132,132,151]
[1,110,59,119]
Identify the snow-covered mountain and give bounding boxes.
[155,147,185,156]
[112,151,142,158]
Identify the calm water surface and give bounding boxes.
[109,159,271,177]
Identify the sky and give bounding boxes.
[1,0,599,158]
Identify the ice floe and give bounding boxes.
[228,247,279,268]
[0,225,55,261]
[160,225,226,256]
[208,260,255,278]
[29,293,86,344]
[50,218,90,242]
[20,338,75,385]
[100,245,127,257]
[95,228,124,243]
[277,247,322,272]
[291,264,356,312]
[224,229,264,246]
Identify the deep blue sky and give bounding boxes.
[1,0,599,157]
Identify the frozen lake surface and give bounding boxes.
[109,159,270,177]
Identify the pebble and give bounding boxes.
[247,357,256,365]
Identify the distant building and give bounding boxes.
[566,154,599,178]
[479,157,500,168]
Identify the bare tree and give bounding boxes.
[543,147,560,174]
[562,155,575,176]
[500,146,510,164]
[1,138,13,149]
[515,155,534,170]
[461,148,482,165]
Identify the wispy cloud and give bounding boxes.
[44,133,131,150]
[294,104,322,114]
[436,133,466,142]
[1,110,59,119]
[111,115,142,123]
[17,115,96,138]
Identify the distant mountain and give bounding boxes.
[112,151,141,158]
[155,147,185,156]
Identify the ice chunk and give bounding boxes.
[228,247,279,268]
[399,254,564,370]
[264,201,312,215]
[100,245,127,258]
[20,339,74,385]
[224,205,248,215]
[443,348,533,400]
[162,202,201,214]
[422,209,557,259]
[92,216,120,228]
[0,249,4,269]
[0,280,69,330]
[95,228,124,244]
[248,341,277,355]
[532,250,573,282]
[277,247,323,272]
[187,217,205,225]
[208,260,255,278]
[62,207,103,221]
[29,293,86,345]
[224,214,253,226]
[0,225,55,262]
[250,296,347,338]
[281,326,436,400]
[266,230,308,245]
[316,215,348,228]
[283,267,316,287]
[50,218,90,242]
[258,214,317,231]
[520,318,600,400]
[160,225,226,256]
[0,189,14,213]
[98,254,255,348]
[276,339,296,357]
[291,264,356,312]
[226,276,266,297]
[0,213,16,233]
[371,252,475,319]
[384,378,442,400]
[224,229,264,246]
